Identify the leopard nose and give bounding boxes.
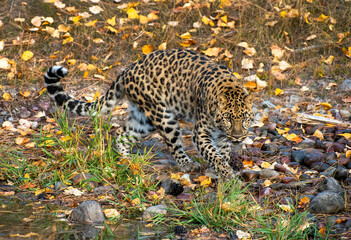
[231,120,243,136]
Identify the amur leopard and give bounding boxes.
[44,49,254,178]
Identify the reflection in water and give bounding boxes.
[0,197,170,240]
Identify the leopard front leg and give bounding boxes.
[193,123,234,179]
[148,109,200,172]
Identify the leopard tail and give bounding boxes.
[44,66,124,116]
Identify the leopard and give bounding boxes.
[44,49,254,178]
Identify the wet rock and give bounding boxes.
[274,164,288,173]
[319,177,343,193]
[270,180,313,190]
[339,157,350,166]
[262,143,280,153]
[332,142,345,153]
[296,139,315,149]
[325,152,337,161]
[69,201,105,224]
[309,191,345,214]
[335,166,349,180]
[93,185,113,195]
[303,152,325,166]
[299,174,312,180]
[280,157,291,164]
[161,178,184,196]
[292,150,307,163]
[31,121,39,129]
[339,78,351,91]
[320,167,337,177]
[258,169,280,179]
[143,205,168,220]
[340,109,351,119]
[310,162,330,172]
[281,177,295,184]
[20,108,31,119]
[241,170,258,182]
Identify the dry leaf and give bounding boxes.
[243,47,256,56]
[127,8,139,19]
[142,45,154,54]
[3,93,11,101]
[89,5,104,14]
[21,51,34,61]
[322,55,334,65]
[275,88,284,96]
[271,45,285,59]
[241,58,254,69]
[279,60,292,71]
[202,47,221,57]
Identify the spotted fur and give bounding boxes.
[44,49,254,178]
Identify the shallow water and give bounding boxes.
[0,197,171,240]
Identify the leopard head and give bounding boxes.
[214,85,254,142]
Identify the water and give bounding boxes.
[0,197,171,240]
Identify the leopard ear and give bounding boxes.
[245,94,254,108]
[217,94,228,109]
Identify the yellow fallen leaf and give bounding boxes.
[106,16,116,26]
[72,16,83,24]
[320,102,332,110]
[233,72,242,79]
[85,19,97,27]
[158,42,167,50]
[62,36,73,45]
[83,71,89,78]
[339,133,351,139]
[280,10,287,18]
[87,64,97,71]
[346,150,351,158]
[221,202,233,212]
[243,47,256,56]
[104,26,119,34]
[276,128,289,135]
[243,81,257,90]
[21,51,34,61]
[261,162,271,169]
[287,9,299,18]
[279,204,293,212]
[147,12,159,21]
[127,8,139,19]
[15,137,30,145]
[263,179,272,187]
[25,142,35,148]
[19,91,31,97]
[275,88,284,96]
[202,47,221,57]
[142,45,154,55]
[342,47,351,58]
[131,198,140,205]
[171,173,181,180]
[103,209,120,218]
[313,129,324,140]
[202,16,214,26]
[3,93,11,101]
[58,24,70,32]
[139,15,149,24]
[322,55,334,65]
[67,59,76,65]
[179,32,191,39]
[179,39,197,47]
[200,177,211,187]
[316,13,328,22]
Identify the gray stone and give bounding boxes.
[303,152,325,166]
[320,167,337,178]
[340,109,351,119]
[143,205,168,220]
[335,166,349,180]
[318,177,343,192]
[309,191,345,214]
[161,178,183,196]
[292,150,307,163]
[339,79,351,91]
[54,181,65,190]
[258,169,280,179]
[73,173,96,185]
[69,201,105,224]
[296,139,315,149]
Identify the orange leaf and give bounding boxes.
[142,45,154,55]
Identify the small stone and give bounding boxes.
[176,193,193,201]
[241,170,258,182]
[340,109,351,119]
[339,157,350,166]
[281,157,291,164]
[310,162,330,172]
[274,164,288,173]
[39,102,50,111]
[289,95,301,107]
[31,121,39,129]
[320,167,337,177]
[69,201,105,224]
[309,191,345,214]
[292,151,307,163]
[335,166,349,180]
[300,174,312,180]
[318,177,343,193]
[162,179,183,196]
[20,110,31,119]
[281,177,295,183]
[296,139,315,149]
[303,152,325,166]
[143,205,168,220]
[332,142,345,153]
[259,169,280,179]
[339,79,351,91]
[54,181,64,190]
[261,100,276,109]
[325,152,337,161]
[174,225,187,235]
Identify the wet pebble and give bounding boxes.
[334,166,349,180]
[39,102,51,111]
[274,164,288,173]
[299,173,312,180]
[161,178,184,196]
[310,162,330,172]
[281,177,295,184]
[241,170,258,182]
[320,166,337,177]
[296,139,315,149]
[318,177,343,193]
[292,150,307,163]
[339,157,350,166]
[280,156,291,164]
[259,187,273,198]
[69,201,105,224]
[20,108,31,118]
[309,191,345,214]
[143,205,168,220]
[303,152,325,166]
[258,169,280,179]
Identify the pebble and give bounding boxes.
[69,201,105,224]
[241,170,258,182]
[296,139,315,149]
[310,162,330,172]
[318,177,343,193]
[340,109,351,118]
[161,178,184,196]
[309,191,345,214]
[280,156,291,164]
[20,109,31,119]
[303,152,325,166]
[289,95,301,107]
[281,177,295,183]
[258,169,280,179]
[259,187,273,198]
[291,150,307,163]
[339,157,350,166]
[39,102,51,111]
[339,78,351,91]
[73,173,96,185]
[334,166,349,180]
[320,167,337,177]
[143,205,168,220]
[299,174,312,180]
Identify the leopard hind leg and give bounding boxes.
[116,103,156,156]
